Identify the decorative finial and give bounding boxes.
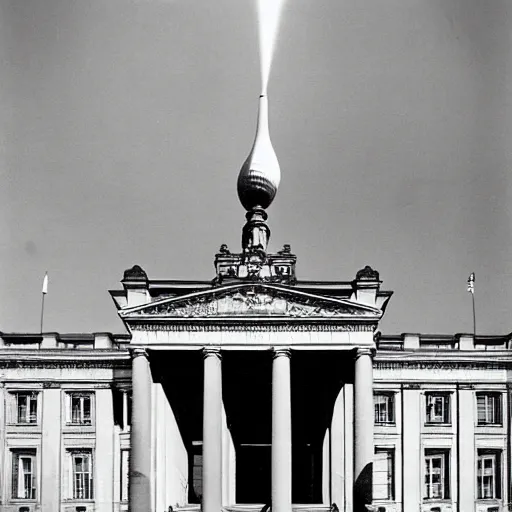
[355,265,380,281]
[237,95,280,212]
[237,95,280,258]
[122,265,147,281]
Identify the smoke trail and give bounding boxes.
[257,0,287,95]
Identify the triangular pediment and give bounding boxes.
[119,283,381,320]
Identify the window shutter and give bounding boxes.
[88,453,94,499]
[373,451,389,499]
[18,456,26,499]
[84,396,91,423]
[495,394,502,424]
[67,452,73,499]
[30,394,38,423]
[12,453,18,498]
[65,393,71,423]
[477,395,486,423]
[495,452,502,498]
[8,393,17,424]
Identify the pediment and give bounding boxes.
[119,283,381,321]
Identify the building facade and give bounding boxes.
[0,257,511,512]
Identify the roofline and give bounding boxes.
[377,332,512,342]
[0,332,131,341]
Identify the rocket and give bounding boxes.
[237,95,281,212]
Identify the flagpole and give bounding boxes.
[471,289,476,339]
[40,292,45,334]
[40,271,48,334]
[467,272,476,340]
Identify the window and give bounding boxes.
[374,392,395,424]
[70,451,93,499]
[12,450,36,499]
[424,450,450,500]
[425,393,450,424]
[120,450,129,501]
[477,393,502,425]
[66,393,92,425]
[15,392,38,424]
[373,448,394,500]
[477,450,501,499]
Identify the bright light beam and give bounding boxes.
[257,0,287,95]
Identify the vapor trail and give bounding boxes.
[257,0,287,95]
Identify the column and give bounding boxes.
[202,348,223,512]
[272,348,292,512]
[130,349,152,512]
[353,347,374,511]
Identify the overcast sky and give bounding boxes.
[1,0,511,335]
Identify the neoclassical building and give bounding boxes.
[0,94,511,512]
[1,262,511,512]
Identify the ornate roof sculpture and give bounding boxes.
[234,94,283,278]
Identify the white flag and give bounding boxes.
[42,272,48,294]
[467,272,475,294]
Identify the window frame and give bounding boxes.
[69,450,94,500]
[7,391,39,425]
[66,392,93,426]
[424,449,450,500]
[11,449,37,500]
[425,392,451,425]
[477,449,502,500]
[476,393,502,426]
[373,447,395,501]
[374,392,395,425]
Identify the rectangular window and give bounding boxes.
[67,393,93,425]
[426,393,450,424]
[373,448,394,500]
[15,392,38,424]
[424,450,450,500]
[120,450,129,501]
[12,450,36,499]
[476,393,502,425]
[374,392,395,424]
[477,450,501,499]
[71,451,93,500]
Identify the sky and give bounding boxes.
[0,0,511,336]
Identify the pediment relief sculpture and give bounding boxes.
[121,285,380,319]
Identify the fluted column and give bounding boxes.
[202,348,223,512]
[353,347,374,511]
[272,348,292,512]
[130,349,152,512]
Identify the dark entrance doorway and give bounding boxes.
[236,444,271,504]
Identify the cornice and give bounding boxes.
[0,350,131,369]
[374,351,512,367]
[129,321,376,332]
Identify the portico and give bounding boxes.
[112,263,391,512]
